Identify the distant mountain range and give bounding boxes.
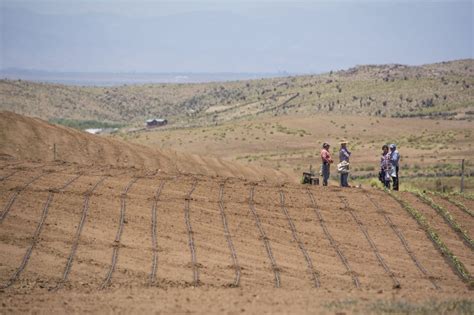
[0,68,290,85]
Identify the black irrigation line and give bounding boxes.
[218,181,241,287]
[184,179,200,286]
[279,190,320,288]
[338,195,401,289]
[101,177,140,289]
[0,170,18,182]
[0,172,47,223]
[56,175,106,289]
[0,174,82,289]
[413,192,474,250]
[149,179,166,285]
[430,192,474,218]
[306,188,360,288]
[248,185,281,288]
[363,191,440,290]
[387,190,473,288]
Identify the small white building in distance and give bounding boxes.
[85,128,103,134]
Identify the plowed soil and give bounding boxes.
[430,195,474,243]
[0,161,473,313]
[400,192,474,275]
[0,112,473,313]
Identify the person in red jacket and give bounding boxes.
[320,142,333,186]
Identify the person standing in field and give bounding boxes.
[390,144,400,190]
[380,144,392,189]
[320,142,333,186]
[338,140,351,187]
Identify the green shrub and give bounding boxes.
[370,178,383,188]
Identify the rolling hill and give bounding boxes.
[1,60,473,128]
[0,111,291,182]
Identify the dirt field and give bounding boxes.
[0,160,473,314]
[0,112,473,314]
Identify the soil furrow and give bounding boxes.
[56,176,106,288]
[218,181,241,287]
[184,179,199,286]
[364,191,440,289]
[279,189,320,287]
[0,174,82,289]
[101,177,139,289]
[306,188,360,288]
[149,180,166,285]
[248,185,281,288]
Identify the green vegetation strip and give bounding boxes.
[49,118,125,130]
[413,191,474,249]
[430,192,474,218]
[387,190,473,287]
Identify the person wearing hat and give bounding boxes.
[320,142,333,186]
[390,144,400,190]
[338,140,351,187]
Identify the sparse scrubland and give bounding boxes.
[1,60,473,125]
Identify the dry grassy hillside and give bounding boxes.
[1,60,473,127]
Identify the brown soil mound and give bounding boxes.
[0,111,290,182]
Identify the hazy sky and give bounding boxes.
[1,0,472,73]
